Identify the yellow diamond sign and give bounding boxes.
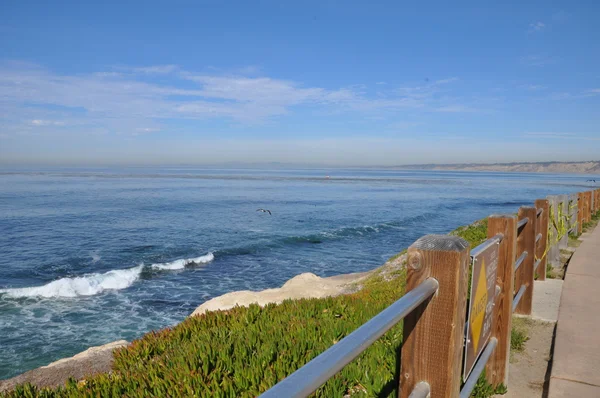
[470,259,488,352]
[464,241,499,379]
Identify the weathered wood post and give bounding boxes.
[485,215,517,387]
[585,191,591,223]
[587,191,593,222]
[547,196,560,267]
[514,207,536,315]
[581,192,588,227]
[570,194,579,236]
[535,199,549,281]
[559,195,568,250]
[577,193,584,234]
[400,235,470,398]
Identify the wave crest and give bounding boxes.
[0,265,144,299]
[151,253,214,271]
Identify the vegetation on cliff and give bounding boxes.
[2,218,522,398]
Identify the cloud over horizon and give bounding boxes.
[0,61,472,137]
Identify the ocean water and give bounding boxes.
[0,168,595,379]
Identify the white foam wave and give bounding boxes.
[151,253,214,271]
[0,265,144,299]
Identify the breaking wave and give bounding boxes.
[0,252,215,299]
[0,265,144,298]
[151,253,214,270]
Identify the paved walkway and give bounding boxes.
[549,225,600,397]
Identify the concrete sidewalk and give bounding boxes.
[549,225,600,397]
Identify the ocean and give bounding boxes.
[0,168,595,379]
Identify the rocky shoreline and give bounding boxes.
[0,254,406,392]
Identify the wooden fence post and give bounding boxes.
[485,215,517,387]
[559,195,568,250]
[514,207,536,315]
[577,193,584,233]
[547,196,559,267]
[570,194,579,236]
[584,191,588,225]
[587,191,593,221]
[400,235,470,398]
[535,199,549,281]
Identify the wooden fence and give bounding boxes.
[400,188,600,397]
[262,188,600,398]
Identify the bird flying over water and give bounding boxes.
[257,209,272,215]
[587,179,597,182]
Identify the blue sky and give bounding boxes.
[1,1,599,166]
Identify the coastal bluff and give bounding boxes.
[190,271,369,317]
[0,266,387,392]
[0,340,128,393]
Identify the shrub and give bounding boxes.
[1,219,506,398]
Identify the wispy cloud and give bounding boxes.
[524,132,575,138]
[0,62,474,137]
[135,127,160,133]
[434,77,459,85]
[435,105,476,113]
[529,21,546,32]
[545,88,600,100]
[30,119,66,126]
[522,84,546,90]
[130,65,179,74]
[520,54,554,67]
[524,132,600,141]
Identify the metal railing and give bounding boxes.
[470,233,503,257]
[515,251,528,271]
[460,338,498,398]
[535,233,542,243]
[259,191,598,397]
[513,284,527,312]
[259,278,439,398]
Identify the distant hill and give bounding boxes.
[399,161,600,174]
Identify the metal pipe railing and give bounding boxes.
[535,233,542,244]
[517,217,529,230]
[470,234,503,258]
[259,278,440,398]
[408,381,431,398]
[537,208,543,217]
[460,338,498,398]
[513,284,527,312]
[515,251,528,271]
[534,259,541,272]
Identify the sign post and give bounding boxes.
[464,240,499,379]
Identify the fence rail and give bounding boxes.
[261,188,600,398]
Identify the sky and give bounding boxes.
[1,0,599,166]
